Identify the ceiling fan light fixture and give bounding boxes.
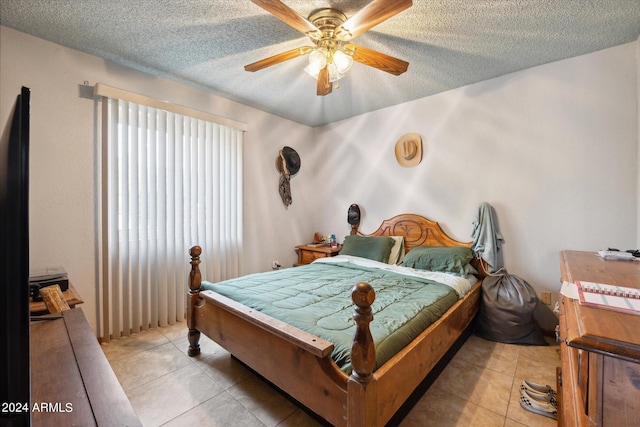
[309,48,327,70]
[246,1,412,96]
[327,62,344,83]
[305,46,352,82]
[305,47,326,78]
[333,49,353,74]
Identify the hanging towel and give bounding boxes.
[471,202,504,272]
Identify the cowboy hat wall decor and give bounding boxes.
[394,133,423,167]
[276,146,301,206]
[276,146,301,175]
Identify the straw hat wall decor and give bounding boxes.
[394,133,423,167]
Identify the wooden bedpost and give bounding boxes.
[348,282,378,427]
[350,282,376,378]
[187,245,202,356]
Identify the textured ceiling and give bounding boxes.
[1,1,639,127]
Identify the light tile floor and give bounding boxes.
[102,322,560,427]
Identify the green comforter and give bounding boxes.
[202,260,458,373]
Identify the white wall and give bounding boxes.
[0,26,316,334]
[312,42,638,301]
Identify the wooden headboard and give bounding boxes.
[352,213,488,278]
[353,213,471,252]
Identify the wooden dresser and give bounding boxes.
[557,250,640,426]
[30,308,141,426]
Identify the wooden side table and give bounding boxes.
[295,244,341,266]
[30,283,84,315]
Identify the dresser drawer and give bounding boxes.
[300,249,329,264]
[295,245,341,266]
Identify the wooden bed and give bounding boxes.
[186,214,486,427]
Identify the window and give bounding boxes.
[97,85,244,341]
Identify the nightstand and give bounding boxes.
[295,244,341,266]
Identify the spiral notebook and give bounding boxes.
[576,280,640,315]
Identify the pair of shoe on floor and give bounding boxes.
[519,380,558,420]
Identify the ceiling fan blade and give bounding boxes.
[336,0,412,40]
[317,65,333,96]
[252,0,321,38]
[344,43,409,76]
[244,46,313,72]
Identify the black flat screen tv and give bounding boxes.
[0,86,31,426]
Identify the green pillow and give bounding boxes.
[340,235,396,263]
[401,246,474,276]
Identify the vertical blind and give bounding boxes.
[98,86,244,341]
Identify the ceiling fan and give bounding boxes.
[244,0,412,96]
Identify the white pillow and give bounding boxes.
[387,236,405,264]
